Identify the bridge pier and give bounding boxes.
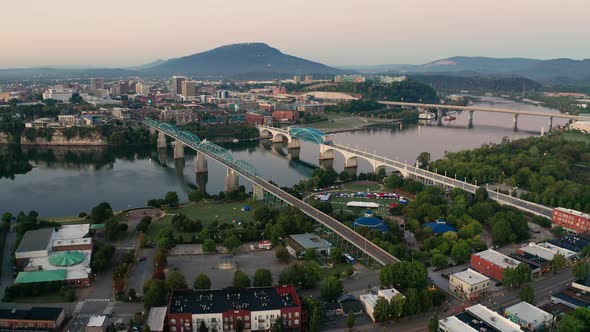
[157,131,167,149]
[195,172,208,194]
[513,114,519,131]
[252,183,265,200]
[287,138,301,160]
[467,110,474,128]
[149,126,156,135]
[173,140,185,159]
[194,152,208,173]
[437,108,443,126]
[272,134,285,143]
[549,116,553,132]
[157,147,167,165]
[319,145,335,169]
[224,168,239,192]
[174,158,185,178]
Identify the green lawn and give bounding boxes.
[321,263,354,278]
[145,199,263,241]
[342,181,383,192]
[44,216,86,224]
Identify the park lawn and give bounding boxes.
[44,216,87,224]
[322,263,354,279]
[342,181,383,192]
[145,199,263,241]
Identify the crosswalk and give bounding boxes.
[76,313,99,319]
[85,298,112,303]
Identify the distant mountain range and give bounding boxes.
[351,56,590,84]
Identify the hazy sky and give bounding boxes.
[1,0,589,68]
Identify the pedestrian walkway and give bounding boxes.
[76,313,97,319]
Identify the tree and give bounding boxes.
[551,226,566,237]
[233,270,251,288]
[557,307,590,332]
[552,253,566,273]
[91,202,113,224]
[450,241,471,264]
[1,212,12,223]
[198,321,209,332]
[384,174,404,189]
[346,310,355,329]
[315,202,333,214]
[144,279,167,310]
[105,218,122,241]
[70,92,84,104]
[253,269,273,287]
[417,152,431,168]
[223,235,241,251]
[389,294,405,319]
[166,271,187,291]
[330,247,344,264]
[188,190,203,202]
[320,276,343,302]
[275,245,290,263]
[431,254,448,270]
[164,192,179,206]
[373,296,391,323]
[127,288,138,301]
[503,264,531,288]
[519,283,535,304]
[403,288,420,316]
[573,262,590,281]
[380,261,428,291]
[202,239,216,252]
[474,187,489,203]
[194,273,212,290]
[491,219,513,244]
[154,250,168,268]
[428,314,439,332]
[271,317,285,332]
[304,248,316,261]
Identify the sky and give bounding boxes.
[1,0,589,69]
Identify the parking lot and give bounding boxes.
[167,250,287,289]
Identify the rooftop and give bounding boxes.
[439,316,478,332]
[289,234,332,250]
[147,307,167,332]
[458,304,521,332]
[423,220,458,234]
[518,242,576,261]
[451,269,490,285]
[87,315,107,327]
[15,269,67,284]
[25,249,92,281]
[474,249,521,269]
[50,224,90,241]
[16,228,54,253]
[169,286,300,314]
[0,307,63,321]
[548,235,590,253]
[505,301,553,324]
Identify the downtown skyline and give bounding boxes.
[1,0,589,69]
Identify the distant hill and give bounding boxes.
[148,43,344,77]
[409,74,542,93]
[127,59,166,70]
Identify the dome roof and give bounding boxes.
[49,251,85,266]
[423,220,457,234]
[353,214,388,232]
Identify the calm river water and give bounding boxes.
[0,97,568,216]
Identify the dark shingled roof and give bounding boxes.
[169,287,299,314]
[0,307,63,321]
[16,228,54,253]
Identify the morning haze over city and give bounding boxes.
[1,1,590,332]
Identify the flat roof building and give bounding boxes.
[504,301,553,332]
[449,269,490,300]
[0,307,64,331]
[147,307,167,332]
[470,249,522,281]
[360,288,404,322]
[516,242,576,262]
[85,315,107,332]
[440,304,521,332]
[285,233,333,258]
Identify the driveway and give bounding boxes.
[127,248,156,296]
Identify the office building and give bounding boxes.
[90,78,104,95]
[293,75,300,84]
[136,82,152,95]
[217,90,229,99]
[448,269,490,300]
[171,76,186,95]
[552,208,590,234]
[167,286,302,332]
[181,81,197,98]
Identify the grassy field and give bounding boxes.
[145,199,263,241]
[342,181,383,192]
[321,263,354,278]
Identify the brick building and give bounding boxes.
[167,286,302,332]
[552,208,590,234]
[470,249,522,282]
[272,110,299,123]
[0,307,64,331]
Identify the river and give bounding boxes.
[0,97,568,217]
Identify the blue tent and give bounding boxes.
[423,219,457,234]
[353,211,388,233]
[241,205,251,211]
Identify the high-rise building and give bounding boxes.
[181,81,197,98]
[110,81,129,97]
[90,78,104,95]
[216,90,229,99]
[171,76,186,95]
[136,82,152,95]
[293,75,300,84]
[304,75,313,83]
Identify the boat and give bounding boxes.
[232,139,239,143]
[418,111,436,120]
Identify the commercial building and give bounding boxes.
[15,225,92,286]
[58,115,77,125]
[85,315,107,332]
[167,286,302,332]
[90,78,104,95]
[360,288,404,322]
[217,90,229,99]
[552,208,590,234]
[181,81,197,99]
[285,233,332,258]
[548,234,590,253]
[171,76,187,95]
[245,111,272,125]
[439,304,521,332]
[111,107,131,120]
[147,307,167,332]
[504,301,553,331]
[110,81,129,97]
[272,110,299,123]
[516,242,576,265]
[448,269,490,300]
[42,88,76,103]
[136,82,152,95]
[470,249,522,281]
[0,307,64,331]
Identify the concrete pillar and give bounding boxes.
[288,148,300,160]
[157,147,167,165]
[319,159,334,170]
[549,116,553,132]
[345,156,358,168]
[224,168,239,192]
[272,134,285,143]
[287,138,301,160]
[195,172,208,194]
[149,126,156,135]
[437,108,443,126]
[157,131,167,149]
[252,183,265,200]
[468,110,474,128]
[194,152,208,173]
[513,114,519,131]
[173,140,184,159]
[174,158,185,178]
